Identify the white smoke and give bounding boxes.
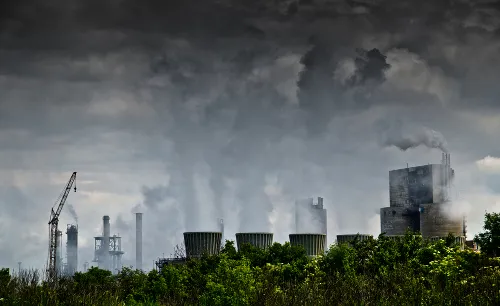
[66,204,78,224]
[377,119,449,153]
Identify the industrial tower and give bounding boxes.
[47,172,77,281]
[380,153,465,242]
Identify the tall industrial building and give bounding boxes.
[66,224,78,276]
[93,215,125,273]
[295,197,327,235]
[380,153,465,240]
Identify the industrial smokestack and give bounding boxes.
[135,213,143,271]
[102,216,110,271]
[66,224,78,276]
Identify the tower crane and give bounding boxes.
[47,172,77,281]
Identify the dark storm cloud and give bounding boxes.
[2,0,500,271]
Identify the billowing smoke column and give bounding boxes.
[135,213,143,271]
[67,204,78,224]
[102,215,110,270]
[66,224,78,276]
[377,120,448,153]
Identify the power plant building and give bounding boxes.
[380,153,465,240]
[65,224,78,276]
[295,197,327,235]
[93,215,125,273]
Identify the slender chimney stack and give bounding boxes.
[136,213,143,271]
[102,216,110,270]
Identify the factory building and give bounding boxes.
[289,233,326,257]
[236,233,273,250]
[65,224,78,276]
[295,197,327,236]
[93,215,125,273]
[380,153,466,242]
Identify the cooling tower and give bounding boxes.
[235,233,273,250]
[289,233,326,257]
[183,232,222,258]
[419,204,464,238]
[337,234,373,245]
[66,224,78,275]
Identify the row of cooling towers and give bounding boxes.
[181,232,373,258]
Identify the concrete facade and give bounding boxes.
[236,233,273,250]
[183,232,222,258]
[381,154,464,238]
[336,234,373,245]
[289,233,326,257]
[66,224,78,276]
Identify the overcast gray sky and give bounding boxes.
[1,0,500,272]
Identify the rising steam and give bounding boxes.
[377,120,448,153]
[67,204,78,224]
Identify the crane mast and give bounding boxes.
[47,172,77,281]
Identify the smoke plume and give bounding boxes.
[377,119,449,153]
[66,204,78,224]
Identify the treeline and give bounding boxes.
[1,213,500,305]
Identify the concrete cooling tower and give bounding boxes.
[235,233,273,250]
[183,232,222,258]
[336,234,373,245]
[289,233,326,257]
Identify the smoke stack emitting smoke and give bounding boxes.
[67,204,78,223]
[377,120,449,153]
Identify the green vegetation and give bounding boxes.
[2,213,500,305]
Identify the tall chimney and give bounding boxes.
[102,216,110,270]
[135,213,143,271]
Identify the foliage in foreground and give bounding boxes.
[1,213,500,306]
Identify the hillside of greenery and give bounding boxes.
[1,212,500,306]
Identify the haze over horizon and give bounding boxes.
[1,0,500,272]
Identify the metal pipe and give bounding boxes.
[135,213,143,271]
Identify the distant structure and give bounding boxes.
[66,224,78,276]
[135,213,143,271]
[218,218,224,247]
[380,153,465,242]
[56,230,63,275]
[289,233,326,257]
[295,197,327,236]
[93,215,124,274]
[183,232,222,258]
[337,234,373,246]
[236,233,273,250]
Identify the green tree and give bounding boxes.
[475,212,500,257]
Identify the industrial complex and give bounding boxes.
[46,153,476,275]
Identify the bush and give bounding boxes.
[3,213,500,305]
